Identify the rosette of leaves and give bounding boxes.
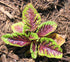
[1,3,65,59]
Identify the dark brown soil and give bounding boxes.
[0,0,70,62]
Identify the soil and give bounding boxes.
[0,0,70,62]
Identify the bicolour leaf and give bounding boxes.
[1,33,31,47]
[47,33,65,46]
[11,22,24,33]
[29,32,39,40]
[38,37,63,58]
[37,21,57,37]
[30,42,37,59]
[22,3,41,31]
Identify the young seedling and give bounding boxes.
[1,3,65,59]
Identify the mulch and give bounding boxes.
[0,0,70,62]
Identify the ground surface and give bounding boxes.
[0,0,70,62]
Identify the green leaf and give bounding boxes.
[37,21,57,37]
[47,33,65,46]
[11,22,24,33]
[1,33,31,47]
[22,3,41,31]
[30,42,37,59]
[38,37,63,58]
[29,32,39,40]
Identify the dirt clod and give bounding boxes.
[1,54,7,62]
[8,52,19,60]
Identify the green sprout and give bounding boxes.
[1,3,65,59]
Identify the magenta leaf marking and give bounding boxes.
[38,37,63,58]
[25,8,38,31]
[37,21,57,37]
[38,25,53,37]
[11,22,24,33]
[1,33,31,47]
[32,42,36,52]
[8,35,31,46]
[30,42,37,59]
[22,3,41,31]
[14,25,23,33]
